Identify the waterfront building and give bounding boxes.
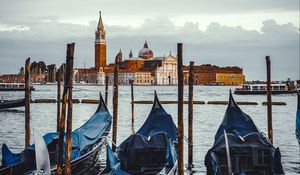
[120,42,178,85]
[107,70,153,85]
[0,73,45,83]
[215,67,245,85]
[140,54,177,85]
[119,50,145,70]
[31,73,46,83]
[74,67,105,85]
[183,64,245,85]
[0,74,24,83]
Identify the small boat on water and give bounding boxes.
[0,83,35,91]
[296,92,300,144]
[100,92,178,175]
[0,99,25,109]
[205,91,284,175]
[0,93,112,175]
[234,82,299,95]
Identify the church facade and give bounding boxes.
[118,41,178,85]
[75,12,178,85]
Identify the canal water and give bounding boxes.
[0,85,299,174]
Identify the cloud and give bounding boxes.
[0,16,299,80]
[0,24,30,32]
[261,19,300,36]
[0,0,298,23]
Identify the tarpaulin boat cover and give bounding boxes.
[205,91,284,174]
[214,92,259,142]
[107,93,177,174]
[2,94,112,166]
[296,93,300,144]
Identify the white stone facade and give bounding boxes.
[74,67,105,85]
[154,55,178,85]
[108,71,153,85]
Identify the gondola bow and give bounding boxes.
[205,91,284,175]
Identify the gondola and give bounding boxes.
[205,91,284,175]
[296,92,300,144]
[0,93,112,175]
[100,92,178,175]
[0,99,25,110]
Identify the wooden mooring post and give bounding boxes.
[188,61,194,170]
[266,56,273,144]
[105,75,109,105]
[112,51,121,152]
[57,43,75,175]
[177,43,184,175]
[25,58,31,148]
[65,43,75,175]
[56,67,62,132]
[130,79,135,134]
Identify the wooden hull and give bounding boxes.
[158,160,178,175]
[100,161,178,175]
[49,140,104,175]
[234,90,299,95]
[0,99,25,109]
[0,135,108,175]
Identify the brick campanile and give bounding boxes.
[95,11,106,69]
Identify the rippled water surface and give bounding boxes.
[0,85,299,174]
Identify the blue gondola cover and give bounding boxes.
[165,139,177,167]
[205,90,284,174]
[106,144,120,170]
[214,92,259,141]
[1,94,112,167]
[107,92,177,174]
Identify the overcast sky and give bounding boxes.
[0,0,299,80]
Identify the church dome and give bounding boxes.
[138,41,153,59]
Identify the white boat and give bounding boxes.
[234,81,299,95]
[0,83,35,91]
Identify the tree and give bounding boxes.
[19,67,24,75]
[38,61,47,73]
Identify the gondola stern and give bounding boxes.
[153,91,163,109]
[228,89,238,108]
[96,92,109,113]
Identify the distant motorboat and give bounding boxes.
[234,81,299,95]
[0,83,35,91]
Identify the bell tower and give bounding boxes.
[95,11,106,69]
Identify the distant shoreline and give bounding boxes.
[32,83,239,87]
